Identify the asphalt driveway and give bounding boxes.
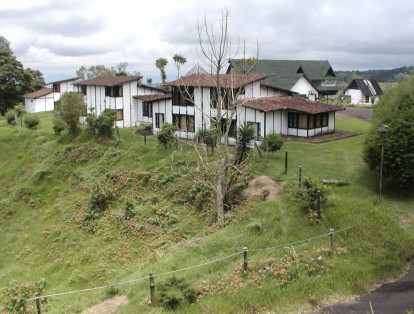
[342,107,373,122]
[311,268,414,314]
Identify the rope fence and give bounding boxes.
[3,223,359,312]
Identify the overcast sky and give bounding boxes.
[1,0,413,83]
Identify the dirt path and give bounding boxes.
[310,267,414,314]
[81,295,129,314]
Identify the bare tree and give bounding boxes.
[195,9,258,224]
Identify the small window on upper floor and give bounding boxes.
[53,84,60,93]
[81,86,87,96]
[105,86,123,97]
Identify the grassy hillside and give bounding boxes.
[0,113,413,313]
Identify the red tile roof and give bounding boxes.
[239,96,345,114]
[164,73,268,88]
[48,77,82,84]
[75,76,141,87]
[23,88,53,99]
[133,93,172,102]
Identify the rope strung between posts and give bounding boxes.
[20,224,357,302]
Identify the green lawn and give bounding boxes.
[0,114,413,313]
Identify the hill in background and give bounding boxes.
[336,66,414,84]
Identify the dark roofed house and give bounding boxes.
[228,59,341,99]
[344,78,382,105]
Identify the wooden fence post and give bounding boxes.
[35,293,41,314]
[330,229,335,252]
[243,247,248,272]
[316,190,321,219]
[116,126,120,139]
[284,151,288,174]
[149,272,155,305]
[175,137,178,151]
[299,166,302,188]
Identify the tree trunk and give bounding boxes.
[216,143,225,224]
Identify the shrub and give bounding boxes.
[294,177,329,223]
[2,279,48,313]
[95,109,117,138]
[157,122,178,146]
[14,104,26,117]
[186,181,213,211]
[223,183,244,211]
[158,277,198,310]
[237,122,255,164]
[24,114,40,129]
[84,179,116,222]
[14,104,26,126]
[54,92,86,136]
[363,78,414,188]
[195,128,217,146]
[124,201,136,219]
[52,117,66,135]
[6,109,16,125]
[85,114,97,136]
[89,180,115,213]
[86,110,116,139]
[260,133,284,152]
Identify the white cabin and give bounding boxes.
[23,88,54,113]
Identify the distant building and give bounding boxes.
[227,59,341,99]
[344,78,382,105]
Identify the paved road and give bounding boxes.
[343,107,373,122]
[312,268,414,314]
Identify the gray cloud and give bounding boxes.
[3,0,414,82]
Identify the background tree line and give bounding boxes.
[336,66,414,83]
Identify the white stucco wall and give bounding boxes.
[82,80,160,128]
[24,95,54,113]
[152,99,172,134]
[259,86,289,97]
[53,78,82,102]
[345,89,364,105]
[291,76,318,96]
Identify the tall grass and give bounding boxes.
[0,114,412,313]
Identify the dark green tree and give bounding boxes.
[54,92,86,136]
[363,78,414,188]
[0,35,12,52]
[25,68,46,90]
[0,50,26,115]
[0,38,45,115]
